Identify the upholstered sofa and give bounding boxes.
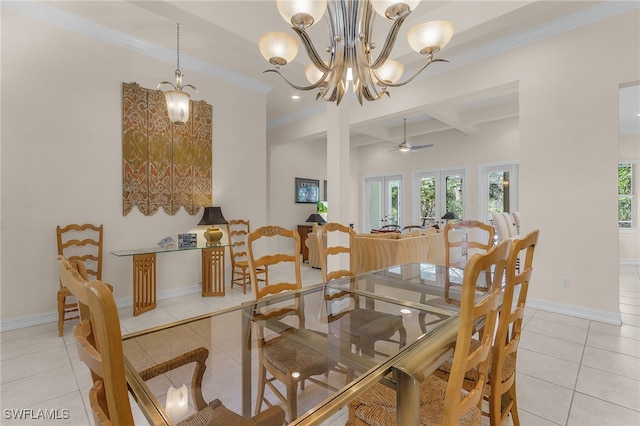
[305,227,445,274]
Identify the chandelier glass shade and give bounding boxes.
[259,0,454,105]
[158,23,197,124]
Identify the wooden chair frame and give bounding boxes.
[226,219,267,294]
[56,223,103,337]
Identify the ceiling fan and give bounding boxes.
[389,118,434,153]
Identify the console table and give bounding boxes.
[112,245,228,316]
[297,224,313,263]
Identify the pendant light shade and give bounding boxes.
[163,90,190,124]
[157,23,197,124]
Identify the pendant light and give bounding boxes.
[158,23,197,125]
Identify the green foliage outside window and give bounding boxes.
[619,163,633,228]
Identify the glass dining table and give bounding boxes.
[122,262,476,425]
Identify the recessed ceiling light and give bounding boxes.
[291,94,300,100]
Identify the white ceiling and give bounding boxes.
[11,0,639,142]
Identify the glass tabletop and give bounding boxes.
[122,263,469,425]
[112,244,230,257]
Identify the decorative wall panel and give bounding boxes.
[122,82,212,216]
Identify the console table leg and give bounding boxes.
[202,247,225,296]
[132,253,157,316]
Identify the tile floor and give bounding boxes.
[1,264,639,425]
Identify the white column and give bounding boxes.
[326,101,351,272]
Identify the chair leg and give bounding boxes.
[255,361,267,416]
[285,381,298,422]
[508,380,520,426]
[57,291,66,337]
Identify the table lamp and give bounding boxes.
[442,211,460,222]
[306,213,326,225]
[198,206,228,246]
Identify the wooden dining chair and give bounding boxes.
[247,225,338,423]
[73,278,285,426]
[431,230,539,426]
[318,222,406,357]
[56,223,103,336]
[226,219,267,294]
[347,239,509,426]
[486,229,539,426]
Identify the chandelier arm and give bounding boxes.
[368,12,411,69]
[181,84,198,93]
[291,27,332,73]
[262,69,329,91]
[383,58,449,87]
[157,81,178,91]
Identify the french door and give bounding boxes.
[415,169,465,226]
[364,175,402,232]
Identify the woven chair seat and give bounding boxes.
[349,309,404,341]
[435,338,517,387]
[262,333,332,379]
[349,375,481,426]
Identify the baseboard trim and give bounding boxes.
[620,259,640,266]
[0,284,202,332]
[527,297,622,325]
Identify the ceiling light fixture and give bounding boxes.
[259,0,454,105]
[158,23,197,124]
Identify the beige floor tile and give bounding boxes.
[620,296,640,307]
[0,345,70,384]
[0,331,66,360]
[576,365,640,411]
[622,312,640,327]
[518,409,562,425]
[620,303,640,315]
[0,322,59,343]
[523,317,588,345]
[516,372,573,425]
[1,390,89,426]
[587,329,640,358]
[520,330,585,363]
[567,392,640,426]
[532,310,591,329]
[517,348,580,389]
[589,321,640,341]
[581,345,640,380]
[0,365,80,409]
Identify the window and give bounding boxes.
[416,169,465,226]
[479,163,519,224]
[619,162,635,228]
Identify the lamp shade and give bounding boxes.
[375,59,404,84]
[259,32,299,66]
[306,213,326,225]
[442,211,459,220]
[276,0,327,27]
[164,90,191,124]
[305,62,325,84]
[198,207,228,226]
[407,20,454,55]
[371,0,420,19]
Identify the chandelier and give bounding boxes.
[158,23,197,124]
[258,0,454,105]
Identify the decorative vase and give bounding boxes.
[204,226,223,246]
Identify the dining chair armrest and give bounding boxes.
[138,347,209,411]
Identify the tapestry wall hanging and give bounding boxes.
[122,82,212,216]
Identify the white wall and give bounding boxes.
[0,9,268,326]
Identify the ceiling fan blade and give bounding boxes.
[410,144,434,151]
